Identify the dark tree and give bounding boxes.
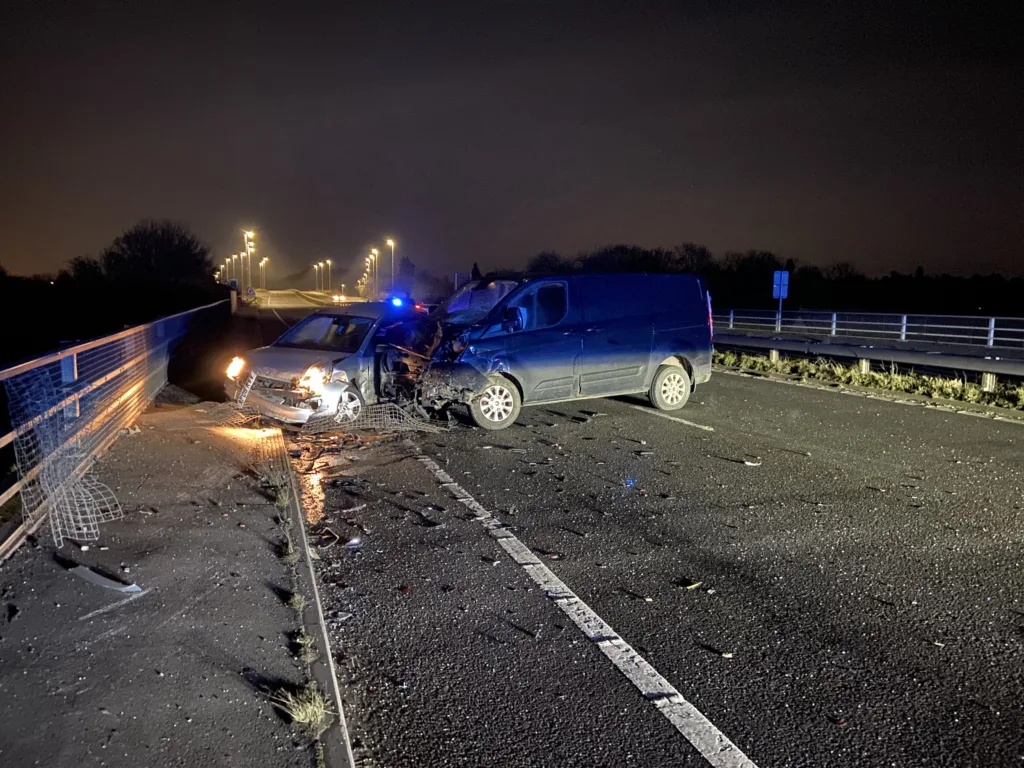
[527,251,572,273]
[101,219,212,284]
[674,243,716,273]
[470,262,482,280]
[65,255,105,282]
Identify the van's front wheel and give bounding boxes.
[469,378,521,430]
[650,365,691,411]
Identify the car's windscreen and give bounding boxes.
[274,315,374,353]
[439,280,520,323]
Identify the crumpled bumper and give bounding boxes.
[418,363,491,406]
[224,377,353,425]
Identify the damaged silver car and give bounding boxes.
[224,301,423,425]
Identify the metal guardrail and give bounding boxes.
[0,300,228,560]
[714,309,1024,350]
[714,333,1024,381]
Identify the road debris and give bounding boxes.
[742,459,762,467]
[620,587,653,602]
[68,564,142,593]
[318,528,341,549]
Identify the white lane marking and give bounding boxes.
[77,588,153,621]
[271,308,291,327]
[406,441,757,768]
[628,404,715,431]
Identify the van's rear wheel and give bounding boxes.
[650,365,691,411]
[469,378,521,430]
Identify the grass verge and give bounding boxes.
[714,349,1024,411]
[270,682,334,738]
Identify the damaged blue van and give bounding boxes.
[420,273,713,430]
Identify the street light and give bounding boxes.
[386,239,395,291]
[232,254,239,284]
[318,261,325,293]
[243,231,255,290]
[371,249,379,296]
[325,259,331,292]
[313,264,320,291]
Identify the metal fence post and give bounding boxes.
[729,309,734,330]
[60,353,79,418]
[987,317,996,347]
[775,309,782,332]
[831,313,837,336]
[900,315,907,342]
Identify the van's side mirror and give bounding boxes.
[502,306,524,333]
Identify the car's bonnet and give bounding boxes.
[243,346,351,380]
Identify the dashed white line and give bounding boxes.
[405,441,757,768]
[628,404,715,431]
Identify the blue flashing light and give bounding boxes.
[390,297,403,306]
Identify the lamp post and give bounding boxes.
[232,254,239,284]
[386,239,395,291]
[317,261,324,293]
[243,231,255,289]
[325,259,331,292]
[313,264,320,290]
[371,249,380,295]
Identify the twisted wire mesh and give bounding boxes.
[301,402,446,435]
[1,304,221,547]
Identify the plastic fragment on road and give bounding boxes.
[69,565,142,593]
[343,537,362,549]
[742,460,762,467]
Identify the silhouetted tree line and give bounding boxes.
[524,244,1024,316]
[0,220,224,367]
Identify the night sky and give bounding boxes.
[2,1,1021,284]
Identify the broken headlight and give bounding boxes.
[226,356,246,381]
[297,365,327,395]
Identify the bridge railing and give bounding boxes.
[714,309,1024,350]
[0,300,228,559]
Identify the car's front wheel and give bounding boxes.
[333,384,365,424]
[649,364,691,411]
[469,378,521,430]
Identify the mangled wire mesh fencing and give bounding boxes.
[1,302,226,547]
[301,402,447,435]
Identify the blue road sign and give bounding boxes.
[773,270,789,300]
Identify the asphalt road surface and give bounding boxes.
[290,372,1023,768]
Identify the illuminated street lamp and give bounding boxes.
[243,231,255,289]
[313,263,320,291]
[325,259,331,292]
[232,254,239,284]
[318,261,325,292]
[386,239,395,291]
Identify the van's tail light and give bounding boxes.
[706,291,714,340]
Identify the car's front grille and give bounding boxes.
[255,377,291,390]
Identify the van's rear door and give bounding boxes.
[577,275,653,397]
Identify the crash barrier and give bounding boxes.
[714,309,1024,351]
[714,333,1024,393]
[0,300,229,559]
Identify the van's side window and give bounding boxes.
[510,283,567,331]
